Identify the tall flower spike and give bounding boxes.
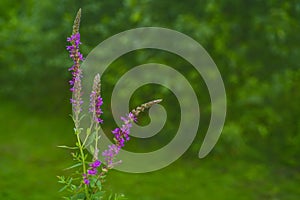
[66,8,84,118]
[102,99,162,168]
[89,74,103,124]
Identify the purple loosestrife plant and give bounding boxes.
[57,9,162,200]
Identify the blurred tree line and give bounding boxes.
[1,0,299,167]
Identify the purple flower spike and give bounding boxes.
[128,112,137,122]
[82,159,102,184]
[102,144,120,167]
[89,74,103,124]
[66,31,84,115]
[103,112,137,167]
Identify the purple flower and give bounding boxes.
[128,112,137,122]
[87,169,97,175]
[82,159,102,184]
[102,113,136,167]
[90,160,101,168]
[112,113,136,147]
[66,32,84,114]
[84,179,90,185]
[66,33,84,75]
[83,174,90,185]
[102,144,120,166]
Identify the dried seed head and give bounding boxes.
[92,74,101,94]
[131,99,162,117]
[72,8,81,35]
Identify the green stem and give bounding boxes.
[76,130,90,199]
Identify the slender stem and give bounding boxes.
[82,129,91,147]
[95,125,99,157]
[76,130,90,199]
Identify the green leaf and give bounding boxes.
[58,184,68,192]
[89,145,95,155]
[91,191,105,199]
[71,193,85,200]
[84,131,96,147]
[64,163,82,170]
[79,114,85,121]
[57,145,79,150]
[86,127,91,135]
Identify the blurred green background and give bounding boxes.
[1,0,300,199]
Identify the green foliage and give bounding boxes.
[1,103,300,199]
[108,193,127,200]
[1,0,300,198]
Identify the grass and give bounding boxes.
[0,101,299,199]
